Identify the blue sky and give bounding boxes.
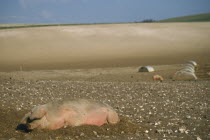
[0,0,210,23]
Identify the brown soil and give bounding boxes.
[0,23,210,140]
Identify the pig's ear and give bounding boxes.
[21,112,31,124]
[29,105,47,120]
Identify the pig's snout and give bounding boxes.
[26,123,39,130]
[21,116,42,130]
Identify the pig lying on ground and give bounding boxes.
[153,75,164,82]
[20,99,119,130]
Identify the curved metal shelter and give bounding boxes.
[184,63,195,69]
[180,67,195,73]
[186,61,197,67]
[173,71,197,80]
[138,66,155,72]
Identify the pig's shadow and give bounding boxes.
[16,124,32,133]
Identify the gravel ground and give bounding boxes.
[1,23,210,140]
[0,76,209,140]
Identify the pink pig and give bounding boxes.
[20,99,119,130]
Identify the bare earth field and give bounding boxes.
[0,23,210,140]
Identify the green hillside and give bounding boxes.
[0,23,92,30]
[159,13,210,22]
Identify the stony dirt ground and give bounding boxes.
[0,23,210,140]
[0,63,209,140]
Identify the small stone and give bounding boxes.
[155,121,161,126]
[80,132,85,136]
[179,126,186,133]
[93,131,97,135]
[186,115,191,119]
[156,129,163,133]
[167,129,173,134]
[196,136,202,140]
[185,130,189,134]
[145,130,149,133]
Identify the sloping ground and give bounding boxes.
[159,13,210,22]
[0,22,210,71]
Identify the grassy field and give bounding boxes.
[0,23,94,30]
[1,12,210,30]
[159,13,210,22]
[0,23,126,30]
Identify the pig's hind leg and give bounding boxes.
[107,109,119,124]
